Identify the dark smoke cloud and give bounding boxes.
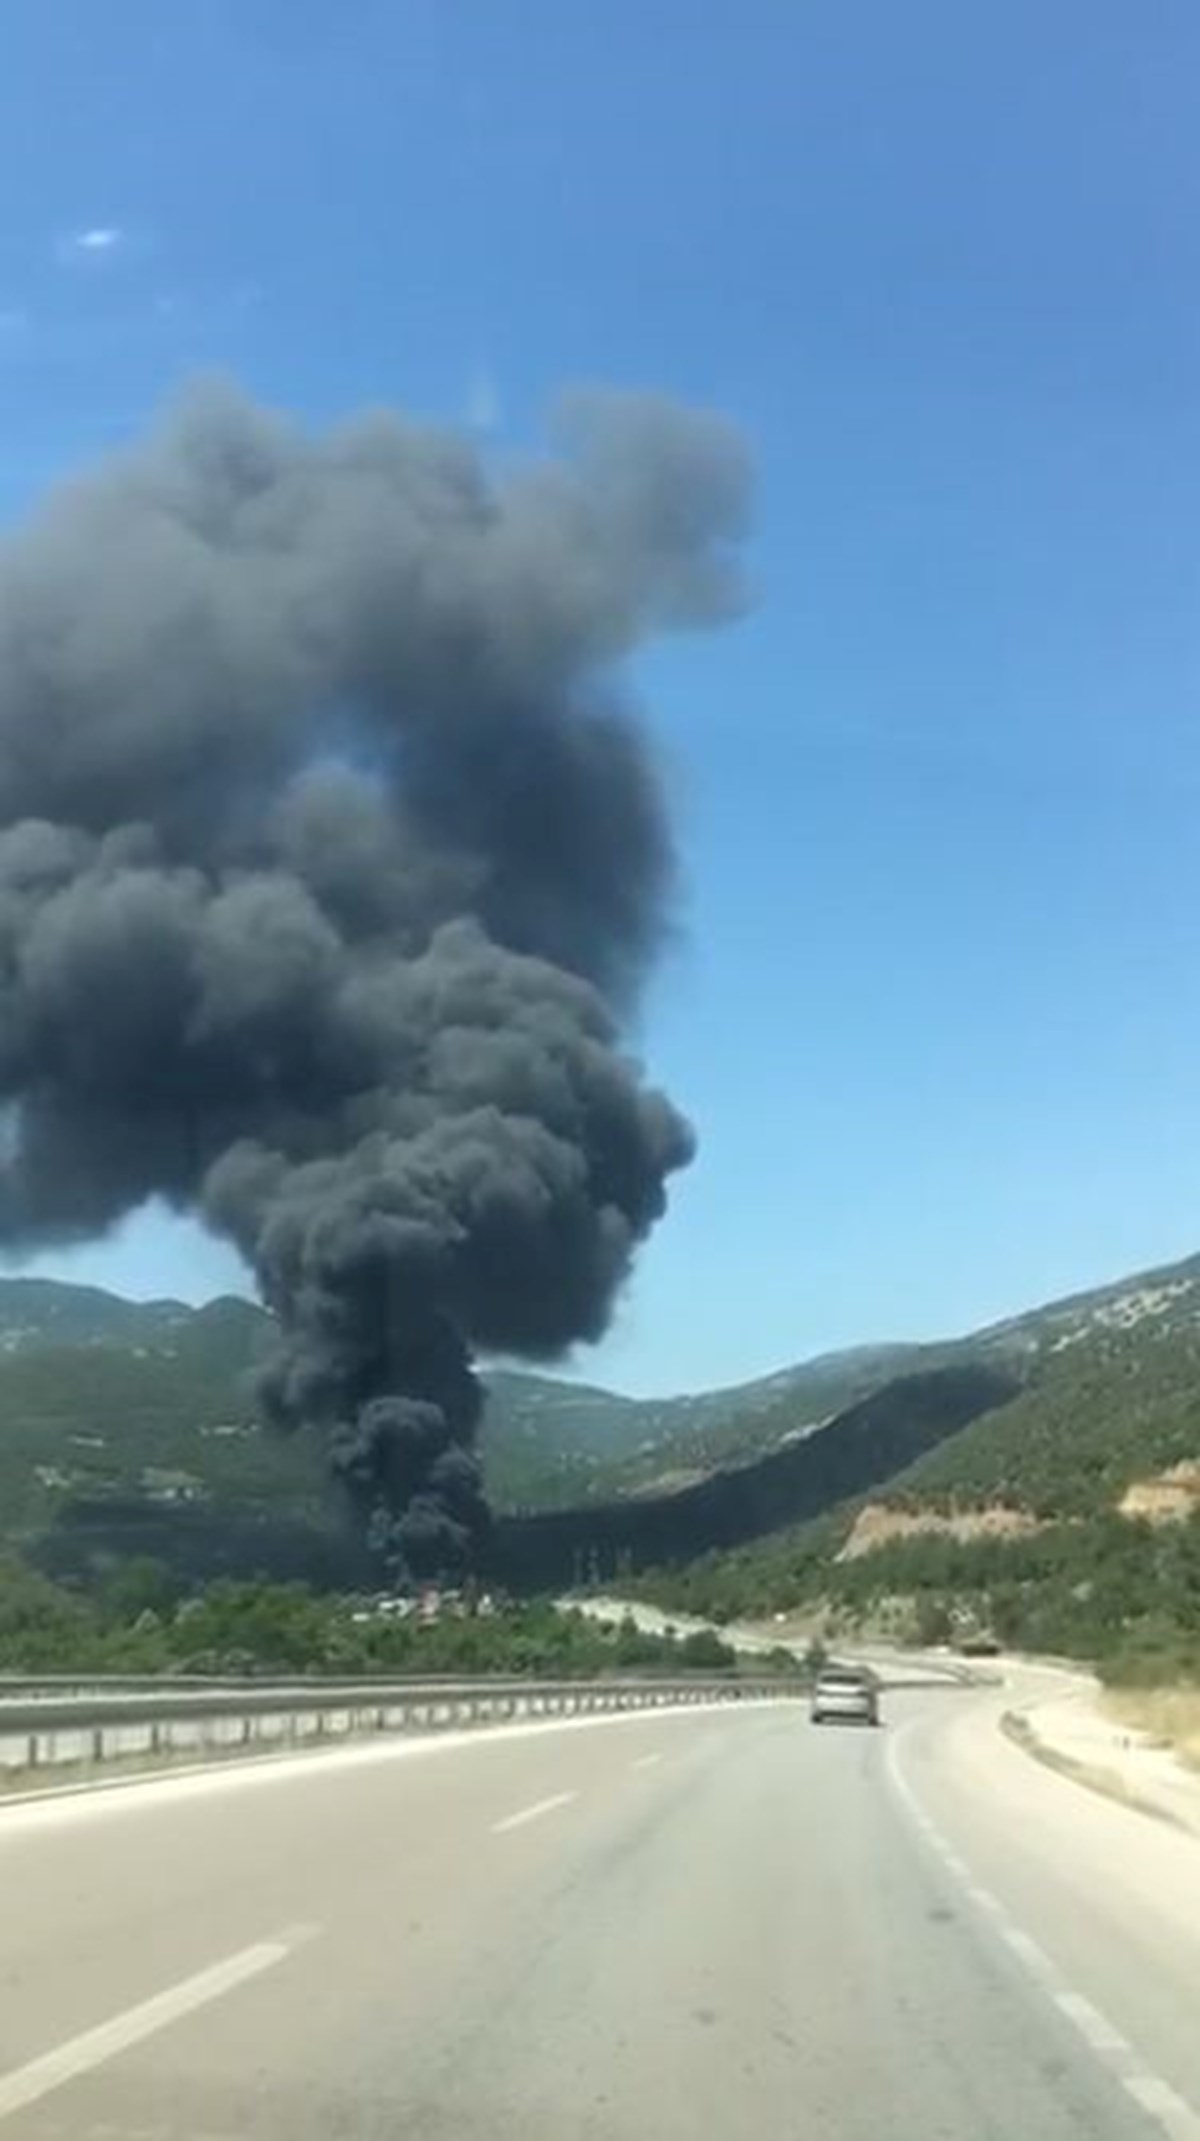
[0,382,750,1576]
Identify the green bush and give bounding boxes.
[636,1503,1200,1667]
[676,1627,735,1671]
[0,1558,758,1679]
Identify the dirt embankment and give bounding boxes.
[836,1501,1044,1562]
[1103,1688,1200,1776]
[838,1463,1200,1559]
[1117,1460,1200,1526]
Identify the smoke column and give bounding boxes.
[0,383,750,1576]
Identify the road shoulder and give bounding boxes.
[1000,1669,1200,1838]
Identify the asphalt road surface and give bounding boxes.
[1,1677,1198,2140]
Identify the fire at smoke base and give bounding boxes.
[0,382,751,1577]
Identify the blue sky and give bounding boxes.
[5,1,1200,1393]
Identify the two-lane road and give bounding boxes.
[1,1684,1197,2138]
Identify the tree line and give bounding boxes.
[0,1552,758,1680]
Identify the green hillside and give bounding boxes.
[0,1277,198,1350]
[0,1277,933,1539]
[5,1253,1200,1678]
[0,1310,323,1543]
[884,1313,1200,1515]
[484,1345,926,1510]
[639,1297,1200,1677]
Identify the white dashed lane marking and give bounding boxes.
[1053,1990,1134,2059]
[0,1927,315,2122]
[965,1883,1003,1915]
[999,1923,1054,1975]
[1123,2074,1200,2141]
[885,1728,1200,2141]
[490,1790,578,1835]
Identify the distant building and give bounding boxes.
[139,1467,207,1505]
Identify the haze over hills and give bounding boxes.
[0,1278,204,1352]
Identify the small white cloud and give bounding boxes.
[57,225,127,265]
[465,365,501,435]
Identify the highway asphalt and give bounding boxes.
[0,1677,1197,2139]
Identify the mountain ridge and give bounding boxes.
[633,1256,1200,1672]
[3,1250,1199,1620]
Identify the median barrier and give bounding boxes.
[0,1675,804,1784]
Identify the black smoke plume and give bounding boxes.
[0,383,750,1577]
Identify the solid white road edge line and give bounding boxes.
[0,1700,785,1837]
[1124,2074,1200,2141]
[491,1789,579,1834]
[0,1926,316,2123]
[999,1923,1054,1975]
[1053,1990,1133,2059]
[885,1723,1200,2141]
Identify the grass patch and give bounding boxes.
[1102,1687,1200,1774]
[1000,1708,1186,1828]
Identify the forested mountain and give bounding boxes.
[4,1254,1200,1670]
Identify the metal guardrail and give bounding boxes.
[0,1672,611,1695]
[0,1674,804,1780]
[0,1673,701,1713]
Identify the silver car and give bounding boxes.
[810,1665,881,1727]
